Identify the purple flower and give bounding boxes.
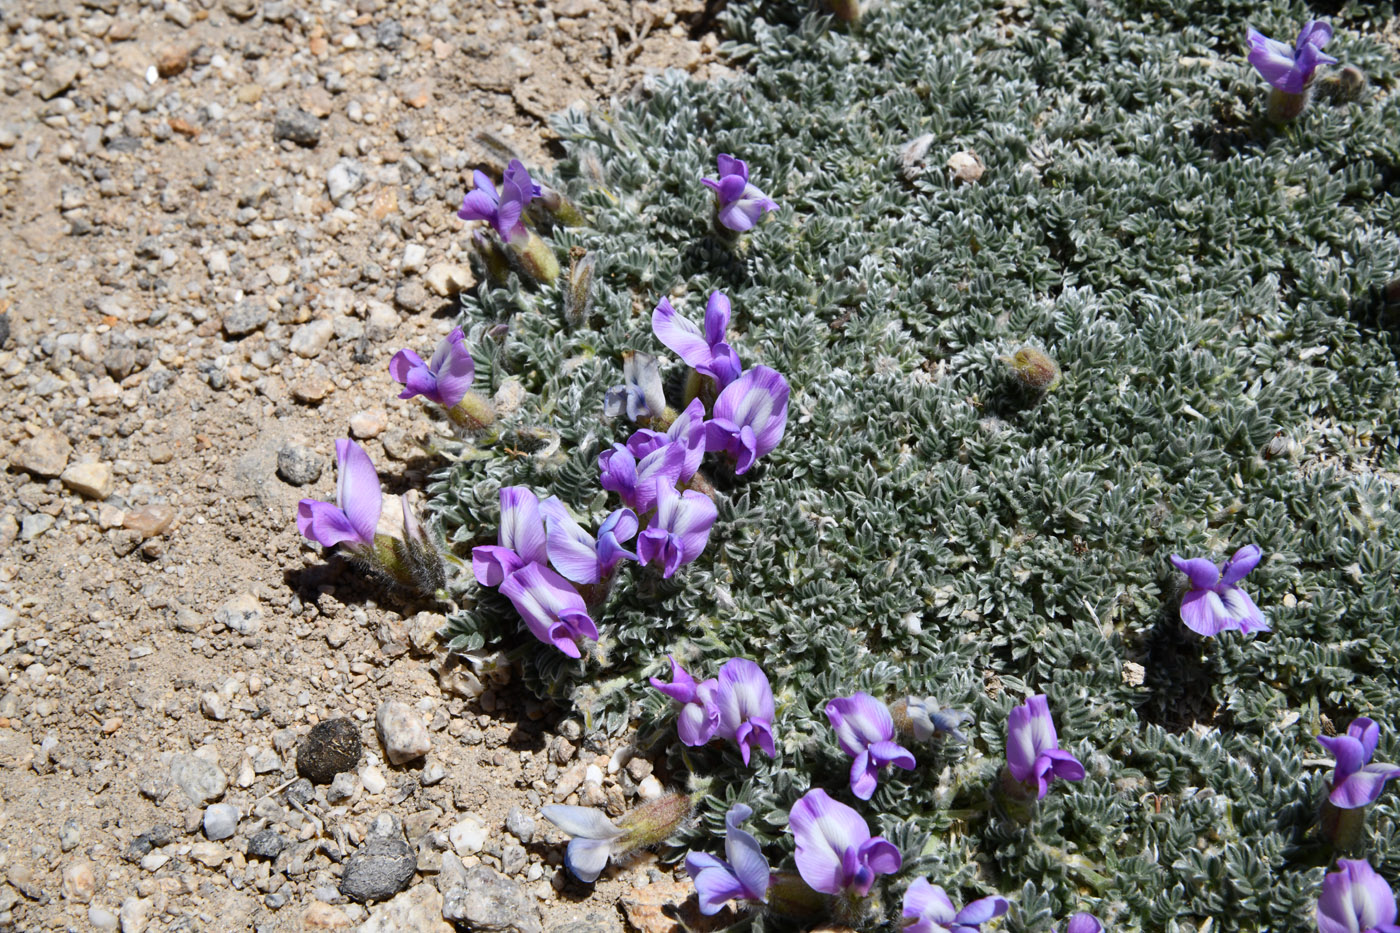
[626,398,708,483]
[471,486,549,587]
[603,351,666,423]
[1170,545,1269,637]
[389,326,476,408]
[1006,694,1085,799]
[297,439,382,551]
[825,692,916,800]
[1248,21,1337,95]
[652,293,743,389]
[685,804,770,915]
[701,154,779,232]
[539,805,625,883]
[788,788,901,897]
[1318,718,1400,810]
[457,159,538,242]
[902,878,1010,933]
[715,658,776,765]
[539,497,638,585]
[598,442,686,513]
[1317,859,1400,933]
[636,483,718,578]
[650,656,721,746]
[499,562,598,658]
[705,366,790,475]
[1060,914,1103,933]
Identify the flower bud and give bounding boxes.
[471,230,512,285]
[764,870,829,919]
[513,230,560,285]
[564,247,596,328]
[617,792,695,851]
[1003,347,1062,392]
[536,184,586,226]
[1267,87,1310,123]
[447,391,497,434]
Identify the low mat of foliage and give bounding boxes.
[434,0,1400,928]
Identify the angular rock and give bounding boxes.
[247,830,287,860]
[14,429,71,478]
[37,58,81,100]
[505,807,535,845]
[123,505,176,538]
[297,717,363,784]
[340,835,415,903]
[60,462,113,499]
[423,263,473,298]
[203,803,238,840]
[326,159,367,205]
[276,443,323,486]
[223,300,269,337]
[441,865,542,933]
[62,860,96,903]
[214,593,262,635]
[375,701,431,765]
[289,319,333,358]
[273,107,321,147]
[358,882,452,933]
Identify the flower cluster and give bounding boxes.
[457,159,561,282]
[651,656,776,765]
[1246,20,1339,122]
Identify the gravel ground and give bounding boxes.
[0,1,728,929]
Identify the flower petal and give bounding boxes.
[849,750,878,800]
[1350,717,1381,762]
[335,439,382,545]
[723,805,769,901]
[904,878,957,928]
[869,739,916,771]
[652,297,712,370]
[540,497,600,585]
[1064,913,1104,933]
[1319,734,1367,782]
[1330,763,1400,809]
[499,486,548,567]
[825,693,894,756]
[1043,747,1086,782]
[389,348,427,388]
[1218,585,1268,634]
[564,837,614,883]
[540,804,623,841]
[1180,588,1232,636]
[955,895,1010,926]
[471,544,526,588]
[649,655,698,704]
[789,789,870,896]
[704,291,732,346]
[1220,544,1262,586]
[297,499,363,549]
[1171,554,1222,589]
[686,853,747,915]
[716,154,748,181]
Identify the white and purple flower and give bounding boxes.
[825,692,916,800]
[652,292,743,390]
[598,442,687,514]
[539,497,638,585]
[296,439,382,554]
[1059,914,1103,933]
[603,350,667,423]
[389,326,475,408]
[1317,859,1400,933]
[701,154,779,233]
[705,365,790,475]
[788,788,901,898]
[471,486,549,587]
[1170,545,1269,637]
[1318,718,1400,810]
[1247,21,1337,95]
[685,804,770,915]
[498,562,598,659]
[636,483,718,579]
[626,398,708,483]
[650,656,721,747]
[716,658,777,766]
[902,878,1010,933]
[1006,694,1085,800]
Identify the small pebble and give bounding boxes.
[203,803,239,841]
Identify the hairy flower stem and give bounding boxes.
[1267,86,1310,122]
[1321,800,1366,853]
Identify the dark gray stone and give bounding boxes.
[247,830,287,860]
[0,312,11,348]
[222,300,268,337]
[377,20,403,49]
[442,865,542,933]
[284,777,315,807]
[339,836,415,903]
[276,444,323,487]
[272,107,320,148]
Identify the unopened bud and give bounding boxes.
[1003,347,1062,392]
[513,230,560,285]
[448,391,497,434]
[617,792,695,851]
[537,184,586,226]
[564,247,596,328]
[1267,87,1310,123]
[471,230,511,285]
[765,870,828,919]
[1337,65,1367,101]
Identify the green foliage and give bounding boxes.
[432,0,1400,928]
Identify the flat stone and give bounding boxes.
[123,505,175,538]
[14,429,71,478]
[303,901,352,929]
[619,879,728,933]
[448,815,486,856]
[326,159,367,205]
[61,461,113,499]
[62,860,96,903]
[298,717,362,784]
[423,263,473,298]
[948,150,985,184]
[401,244,427,274]
[37,58,81,100]
[169,752,227,804]
[504,807,535,844]
[223,300,269,337]
[339,835,415,904]
[348,410,387,439]
[357,882,452,933]
[189,841,228,867]
[375,701,430,765]
[276,443,323,486]
[441,865,541,933]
